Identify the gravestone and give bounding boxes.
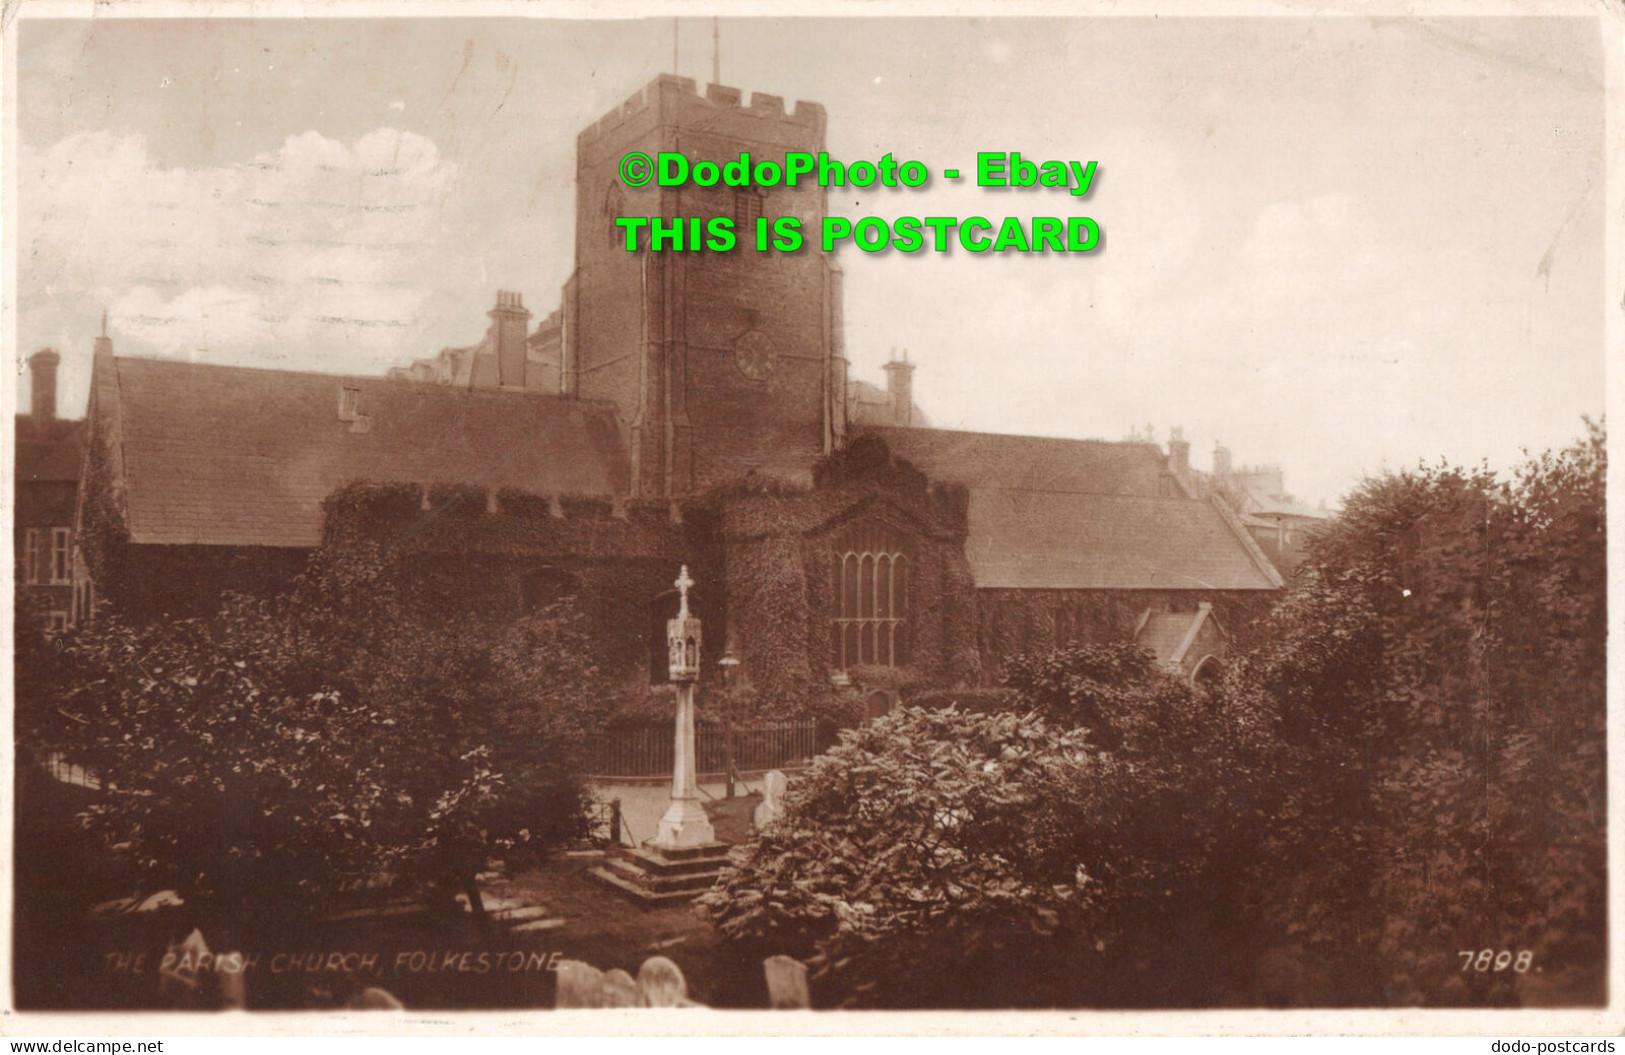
[555,960,608,1008]
[753,769,789,831]
[763,955,810,1010]
[636,956,688,1007]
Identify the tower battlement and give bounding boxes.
[578,73,826,148]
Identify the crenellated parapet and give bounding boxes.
[578,73,826,149]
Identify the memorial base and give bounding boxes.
[654,796,716,849]
[589,841,732,906]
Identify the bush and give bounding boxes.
[702,641,1282,1009]
[701,707,1103,1008]
[20,537,608,931]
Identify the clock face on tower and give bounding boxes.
[733,330,779,381]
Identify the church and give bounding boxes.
[72,74,1283,706]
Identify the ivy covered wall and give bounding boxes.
[77,431,1277,706]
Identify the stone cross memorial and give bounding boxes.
[589,565,730,902]
[654,565,716,849]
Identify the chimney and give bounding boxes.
[1168,426,1190,475]
[28,349,60,421]
[882,349,915,427]
[489,290,533,389]
[1213,442,1233,479]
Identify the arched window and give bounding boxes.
[1192,654,1224,690]
[832,522,909,669]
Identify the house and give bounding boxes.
[74,74,1286,695]
[16,348,89,633]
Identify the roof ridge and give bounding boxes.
[868,424,1158,450]
[111,354,622,411]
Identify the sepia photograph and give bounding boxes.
[3,0,1614,1032]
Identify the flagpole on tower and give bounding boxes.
[712,17,720,85]
[672,17,679,74]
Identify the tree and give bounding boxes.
[20,534,609,932]
[1244,421,1607,1005]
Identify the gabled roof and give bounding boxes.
[965,490,1282,590]
[99,356,628,548]
[857,425,1281,591]
[1135,603,1221,670]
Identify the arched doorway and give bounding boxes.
[1191,654,1224,690]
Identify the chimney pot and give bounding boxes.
[882,354,916,428]
[1168,427,1190,475]
[488,290,533,389]
[28,349,60,421]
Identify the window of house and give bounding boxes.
[50,528,71,585]
[734,189,764,232]
[21,528,39,584]
[47,611,68,635]
[338,386,361,422]
[832,522,910,669]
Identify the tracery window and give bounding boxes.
[832,522,909,669]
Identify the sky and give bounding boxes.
[12,12,1608,506]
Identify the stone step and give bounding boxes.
[588,865,716,906]
[604,856,723,893]
[638,840,733,862]
[621,846,732,877]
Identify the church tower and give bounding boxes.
[562,74,850,498]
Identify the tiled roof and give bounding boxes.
[965,490,1281,590]
[106,357,628,548]
[863,425,1168,496]
[1135,610,1201,666]
[859,425,1280,591]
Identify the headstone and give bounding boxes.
[763,955,810,1010]
[636,956,688,1007]
[601,969,639,1007]
[218,957,247,1009]
[157,928,209,1002]
[754,769,788,831]
[347,987,405,1010]
[555,960,608,1008]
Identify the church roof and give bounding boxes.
[98,356,628,548]
[965,490,1281,590]
[864,425,1168,496]
[861,426,1282,591]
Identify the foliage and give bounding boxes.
[20,534,609,928]
[703,643,1281,1008]
[1000,641,1181,751]
[903,685,1019,714]
[701,707,1102,1008]
[1243,420,1607,1005]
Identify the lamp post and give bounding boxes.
[718,647,741,799]
[653,566,717,850]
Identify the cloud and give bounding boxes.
[18,127,466,396]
